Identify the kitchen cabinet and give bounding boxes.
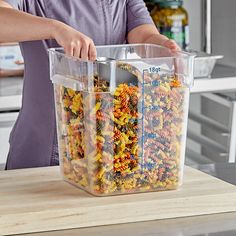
[187,93,236,165]
[186,65,236,165]
[181,0,236,166]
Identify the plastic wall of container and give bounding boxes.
[49,44,194,196]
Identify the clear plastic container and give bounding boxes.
[49,44,194,196]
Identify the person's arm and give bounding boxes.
[125,0,180,51]
[127,24,180,51]
[0,0,11,7]
[0,2,96,60]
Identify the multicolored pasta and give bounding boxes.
[54,63,189,196]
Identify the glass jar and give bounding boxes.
[152,0,189,50]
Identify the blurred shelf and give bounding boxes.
[186,149,214,165]
[0,76,23,111]
[192,64,236,93]
[188,111,228,134]
[187,130,228,154]
[0,76,23,97]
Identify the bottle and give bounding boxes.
[151,0,189,50]
[144,0,157,14]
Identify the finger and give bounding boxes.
[80,41,89,60]
[163,39,177,50]
[73,43,82,58]
[88,42,97,61]
[171,44,181,51]
[65,44,74,56]
[168,40,181,51]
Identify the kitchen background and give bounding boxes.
[1,0,236,169]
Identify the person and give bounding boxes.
[0,0,180,170]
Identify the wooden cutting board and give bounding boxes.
[1,166,236,236]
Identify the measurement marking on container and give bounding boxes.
[143,81,160,86]
[141,69,146,170]
[140,106,160,113]
[141,69,161,167]
[144,133,157,139]
[148,67,161,74]
[149,105,160,111]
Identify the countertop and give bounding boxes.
[17,212,236,236]
[1,164,236,236]
[1,64,236,111]
[193,162,236,185]
[1,165,236,236]
[19,163,236,236]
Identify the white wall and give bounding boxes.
[183,0,202,51]
[212,0,236,67]
[183,1,202,160]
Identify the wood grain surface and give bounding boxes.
[1,166,236,236]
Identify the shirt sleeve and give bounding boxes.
[3,0,31,11]
[3,0,21,9]
[126,0,154,33]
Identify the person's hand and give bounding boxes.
[52,21,97,60]
[162,39,181,51]
[127,24,181,52]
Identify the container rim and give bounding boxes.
[48,43,195,62]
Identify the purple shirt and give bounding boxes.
[5,0,153,169]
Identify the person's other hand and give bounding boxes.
[127,24,182,52]
[52,21,97,60]
[162,39,181,51]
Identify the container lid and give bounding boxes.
[152,0,183,7]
